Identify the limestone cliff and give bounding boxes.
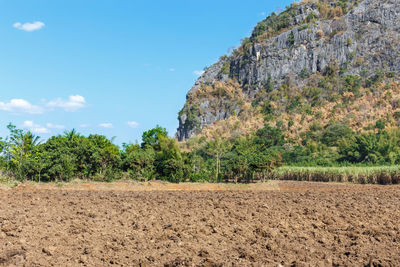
[177,0,400,141]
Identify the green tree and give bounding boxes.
[182,152,210,182]
[141,125,168,150]
[121,143,155,181]
[154,136,184,183]
[7,125,42,181]
[322,123,353,146]
[204,135,231,182]
[87,134,120,177]
[38,132,120,181]
[227,136,257,182]
[338,130,400,164]
[31,148,46,182]
[64,129,80,141]
[254,125,285,149]
[250,150,282,182]
[38,136,78,181]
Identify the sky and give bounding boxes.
[0,0,293,145]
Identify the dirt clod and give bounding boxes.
[0,181,399,266]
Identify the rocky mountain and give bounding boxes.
[177,0,400,141]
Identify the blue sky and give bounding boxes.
[0,0,292,145]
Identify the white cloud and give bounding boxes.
[23,121,50,134]
[13,21,45,32]
[46,123,65,130]
[80,124,90,128]
[127,121,139,128]
[193,70,205,76]
[260,12,266,16]
[23,120,35,127]
[0,99,44,114]
[169,68,175,72]
[0,95,87,114]
[99,123,113,128]
[46,95,86,112]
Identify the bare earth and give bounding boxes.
[0,181,399,266]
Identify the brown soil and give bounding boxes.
[1,181,399,266]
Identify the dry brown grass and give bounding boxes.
[197,109,264,141]
[266,81,400,140]
[0,179,282,192]
[189,80,400,143]
[190,79,244,102]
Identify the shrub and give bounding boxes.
[344,75,361,96]
[221,61,231,75]
[322,123,353,146]
[287,32,295,46]
[347,37,353,46]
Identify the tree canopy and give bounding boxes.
[1,123,399,183]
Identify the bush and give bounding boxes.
[322,123,353,146]
[344,75,361,96]
[221,61,231,75]
[287,32,295,46]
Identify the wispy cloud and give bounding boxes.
[46,123,65,130]
[99,123,113,129]
[13,21,45,32]
[193,70,205,76]
[23,120,50,134]
[0,99,44,114]
[169,68,175,72]
[46,95,86,112]
[127,121,139,128]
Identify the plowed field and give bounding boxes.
[1,181,399,266]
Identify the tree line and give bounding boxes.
[0,122,399,183]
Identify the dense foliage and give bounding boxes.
[1,122,399,183]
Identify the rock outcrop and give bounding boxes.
[177,0,400,141]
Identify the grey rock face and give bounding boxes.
[177,0,400,141]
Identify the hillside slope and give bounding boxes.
[177,0,400,141]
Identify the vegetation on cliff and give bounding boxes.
[177,0,400,142]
